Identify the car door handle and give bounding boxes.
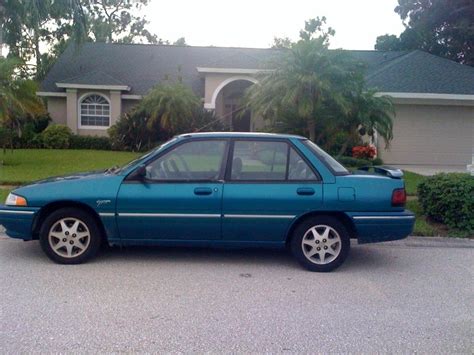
[194,187,213,195]
[297,187,315,196]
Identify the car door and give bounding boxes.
[116,139,228,241]
[222,139,323,242]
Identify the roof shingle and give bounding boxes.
[40,43,474,96]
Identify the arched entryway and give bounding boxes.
[212,77,257,132]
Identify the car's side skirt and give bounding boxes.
[108,213,296,219]
[108,238,286,249]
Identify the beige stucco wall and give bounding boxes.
[203,73,257,108]
[66,89,78,133]
[204,73,233,105]
[122,99,140,114]
[46,89,129,137]
[380,103,474,166]
[47,97,67,125]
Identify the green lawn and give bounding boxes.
[403,171,426,196]
[403,171,448,236]
[0,149,141,185]
[406,199,438,236]
[402,171,454,236]
[0,189,9,203]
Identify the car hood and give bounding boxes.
[24,170,110,186]
[12,170,125,208]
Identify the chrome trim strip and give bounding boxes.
[353,216,415,220]
[99,213,115,217]
[0,210,36,215]
[224,214,295,219]
[118,213,221,218]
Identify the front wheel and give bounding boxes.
[39,208,102,264]
[290,216,350,272]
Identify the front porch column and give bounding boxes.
[109,90,122,125]
[66,89,78,133]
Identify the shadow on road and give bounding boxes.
[8,239,397,272]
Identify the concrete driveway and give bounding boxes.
[1,236,473,353]
[394,164,469,175]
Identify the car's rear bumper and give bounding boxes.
[347,210,415,244]
[0,205,39,240]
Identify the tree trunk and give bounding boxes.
[337,128,357,157]
[315,131,324,144]
[34,29,41,77]
[337,140,349,157]
[307,120,316,141]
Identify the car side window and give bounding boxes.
[231,141,287,181]
[288,147,317,180]
[146,140,226,181]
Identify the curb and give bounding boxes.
[369,236,474,248]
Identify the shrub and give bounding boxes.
[352,144,377,159]
[108,110,164,152]
[322,131,362,157]
[1,113,51,149]
[14,124,43,149]
[184,107,225,133]
[26,133,43,149]
[0,126,15,150]
[30,113,51,133]
[337,156,372,168]
[418,173,474,234]
[41,124,72,149]
[70,135,112,150]
[372,157,384,166]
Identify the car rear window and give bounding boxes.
[301,140,350,175]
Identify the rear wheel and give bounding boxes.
[39,208,102,264]
[290,216,350,272]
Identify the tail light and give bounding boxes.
[391,188,406,207]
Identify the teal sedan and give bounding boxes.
[0,133,414,271]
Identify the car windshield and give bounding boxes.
[111,138,178,174]
[301,140,350,175]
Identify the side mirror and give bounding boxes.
[127,164,147,181]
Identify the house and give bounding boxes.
[38,43,474,169]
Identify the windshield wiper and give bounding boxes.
[105,165,120,174]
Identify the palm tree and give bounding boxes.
[139,83,200,132]
[336,90,394,156]
[245,37,357,141]
[245,18,394,150]
[0,57,45,136]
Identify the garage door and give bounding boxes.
[381,104,474,166]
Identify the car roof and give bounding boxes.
[177,132,306,140]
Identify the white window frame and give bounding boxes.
[78,92,111,130]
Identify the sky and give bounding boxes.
[147,0,405,49]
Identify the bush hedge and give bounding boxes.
[337,156,383,168]
[108,111,160,152]
[70,135,112,150]
[4,122,113,150]
[418,173,474,234]
[41,125,72,149]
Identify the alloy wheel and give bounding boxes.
[48,218,91,258]
[301,224,342,264]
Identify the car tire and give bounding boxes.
[290,216,350,272]
[39,207,102,264]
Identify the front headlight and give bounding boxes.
[5,193,28,206]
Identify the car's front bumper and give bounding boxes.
[347,210,415,244]
[0,205,39,240]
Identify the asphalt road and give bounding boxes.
[1,235,473,353]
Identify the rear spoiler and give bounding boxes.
[358,166,404,179]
